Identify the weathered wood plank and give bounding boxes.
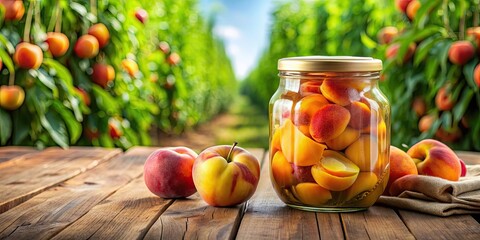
[456,151,480,165]
[0,146,37,164]
[0,147,121,214]
[144,148,266,240]
[236,153,320,240]
[316,213,345,239]
[399,210,480,240]
[342,206,415,240]
[51,177,173,240]
[0,147,155,240]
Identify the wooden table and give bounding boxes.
[0,146,479,239]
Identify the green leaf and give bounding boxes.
[414,36,442,66]
[0,34,14,53]
[43,58,74,86]
[40,112,69,148]
[12,111,29,145]
[463,59,479,89]
[360,32,377,49]
[0,109,12,145]
[51,101,82,143]
[0,47,14,73]
[36,69,58,94]
[92,85,121,114]
[453,88,474,123]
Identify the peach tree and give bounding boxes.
[0,0,235,149]
[379,0,480,150]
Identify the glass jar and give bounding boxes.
[269,56,390,212]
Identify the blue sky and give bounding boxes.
[199,0,274,79]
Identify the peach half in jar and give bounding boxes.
[311,150,360,191]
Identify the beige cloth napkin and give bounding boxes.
[377,165,480,216]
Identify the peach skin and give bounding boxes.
[311,150,360,191]
[293,183,332,206]
[345,135,378,171]
[271,151,295,188]
[281,119,327,166]
[348,101,371,129]
[385,146,417,195]
[325,127,360,151]
[309,104,351,142]
[320,79,360,106]
[293,93,329,136]
[407,139,461,181]
[300,80,322,95]
[270,127,282,156]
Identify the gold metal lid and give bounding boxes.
[278,56,382,72]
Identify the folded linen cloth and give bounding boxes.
[377,165,480,216]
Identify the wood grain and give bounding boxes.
[0,146,37,164]
[341,206,415,240]
[316,213,345,239]
[0,147,155,240]
[52,177,173,240]
[144,148,266,240]
[399,210,480,240]
[0,147,121,214]
[236,154,320,240]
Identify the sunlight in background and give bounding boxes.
[200,0,273,79]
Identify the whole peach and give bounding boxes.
[88,23,110,48]
[412,97,426,116]
[459,159,467,177]
[395,0,413,13]
[13,42,43,69]
[45,32,70,57]
[92,63,115,88]
[74,34,99,59]
[385,146,417,195]
[0,0,25,21]
[135,9,148,24]
[386,43,416,63]
[144,147,198,198]
[309,104,351,142]
[121,59,139,77]
[406,0,421,20]
[167,52,181,66]
[377,26,398,44]
[448,41,475,65]
[407,139,461,181]
[435,85,455,111]
[0,85,25,110]
[418,114,437,132]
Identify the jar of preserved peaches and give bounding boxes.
[269,56,390,212]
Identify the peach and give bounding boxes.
[343,172,378,201]
[270,126,282,156]
[121,59,139,77]
[407,139,461,181]
[13,42,43,69]
[309,104,351,142]
[135,9,148,24]
[0,85,25,110]
[167,52,181,66]
[0,0,25,21]
[0,57,2,69]
[280,119,327,166]
[385,146,417,195]
[108,119,122,139]
[292,164,316,183]
[467,27,480,51]
[193,144,260,206]
[293,94,329,136]
[345,135,378,171]
[74,87,90,106]
[418,113,437,132]
[348,101,371,129]
[460,159,467,177]
[377,26,398,44]
[293,183,332,206]
[88,23,110,48]
[45,32,70,57]
[320,79,360,106]
[299,80,322,95]
[74,34,99,59]
[386,43,416,63]
[474,64,480,87]
[435,85,455,111]
[271,151,295,188]
[325,127,360,151]
[311,150,360,191]
[395,0,413,13]
[92,63,115,88]
[435,126,461,142]
[412,97,426,116]
[406,0,420,20]
[159,41,171,54]
[144,147,198,198]
[448,41,475,65]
